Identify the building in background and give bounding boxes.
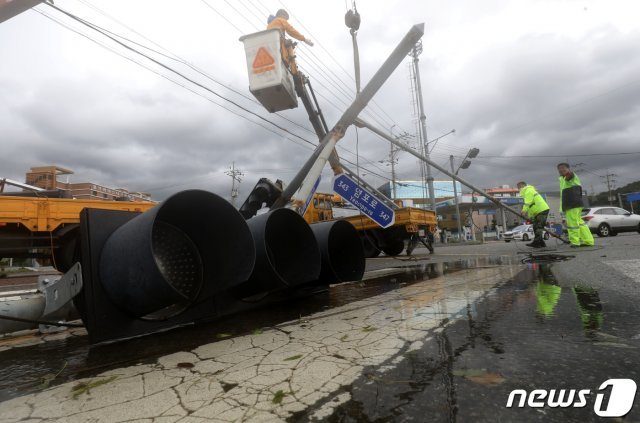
[434,185,565,239]
[378,180,463,208]
[25,166,151,201]
[486,185,519,198]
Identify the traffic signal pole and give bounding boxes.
[450,155,464,242]
[355,117,570,244]
[271,24,425,210]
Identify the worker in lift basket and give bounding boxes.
[557,163,594,248]
[267,9,314,74]
[517,181,550,248]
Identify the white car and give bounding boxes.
[582,207,640,237]
[503,224,549,243]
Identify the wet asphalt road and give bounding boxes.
[0,233,639,421]
[324,233,640,422]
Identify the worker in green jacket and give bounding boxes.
[557,163,595,248]
[517,181,550,248]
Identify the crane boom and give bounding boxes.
[0,0,44,24]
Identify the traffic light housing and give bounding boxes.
[76,190,255,343]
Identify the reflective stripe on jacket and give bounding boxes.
[519,185,550,218]
[559,172,583,211]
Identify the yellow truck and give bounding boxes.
[304,193,437,258]
[0,195,155,271]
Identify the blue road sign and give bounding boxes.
[333,173,395,228]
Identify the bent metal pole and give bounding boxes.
[271,23,425,210]
[355,117,570,244]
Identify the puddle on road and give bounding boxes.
[316,263,640,423]
[0,257,507,402]
[5,254,637,422]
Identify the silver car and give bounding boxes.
[503,224,549,243]
[582,207,640,237]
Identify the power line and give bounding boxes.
[33,8,316,157]
[77,0,318,138]
[194,1,395,171]
[277,0,409,132]
[44,2,318,148]
[221,0,260,31]
[236,0,269,28]
[475,151,640,159]
[37,4,404,195]
[199,0,244,34]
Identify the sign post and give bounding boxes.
[333,173,395,228]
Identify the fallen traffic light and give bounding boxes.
[77,190,255,343]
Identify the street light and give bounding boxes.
[450,147,480,242]
[427,129,456,154]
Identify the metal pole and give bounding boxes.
[230,161,237,208]
[295,76,396,210]
[272,23,425,209]
[500,207,507,238]
[389,127,397,199]
[469,206,476,241]
[355,117,569,244]
[411,44,436,211]
[351,30,361,94]
[450,155,464,242]
[389,143,397,199]
[618,192,624,208]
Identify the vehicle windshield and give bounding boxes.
[581,209,590,216]
[511,225,529,233]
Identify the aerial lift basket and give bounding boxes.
[240,29,298,113]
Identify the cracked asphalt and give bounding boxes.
[0,234,639,422]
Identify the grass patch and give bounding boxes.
[71,376,118,399]
[283,354,303,361]
[272,389,288,404]
[216,333,232,339]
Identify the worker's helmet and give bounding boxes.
[276,9,289,19]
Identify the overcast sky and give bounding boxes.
[1,0,639,202]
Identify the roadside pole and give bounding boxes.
[271,24,425,210]
[355,117,570,244]
[450,155,464,242]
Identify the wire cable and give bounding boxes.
[40,3,423,195]
[44,3,320,149]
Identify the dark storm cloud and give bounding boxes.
[2,1,639,205]
[2,74,317,200]
[419,26,640,193]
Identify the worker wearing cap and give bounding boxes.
[557,163,594,248]
[517,181,550,248]
[267,9,313,74]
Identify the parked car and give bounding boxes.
[582,207,640,237]
[503,224,549,242]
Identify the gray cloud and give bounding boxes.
[1,0,639,205]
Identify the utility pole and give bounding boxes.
[380,126,412,200]
[225,161,244,208]
[601,171,617,205]
[618,193,624,209]
[409,40,436,211]
[449,148,479,242]
[389,143,397,199]
[450,155,464,242]
[389,125,398,199]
